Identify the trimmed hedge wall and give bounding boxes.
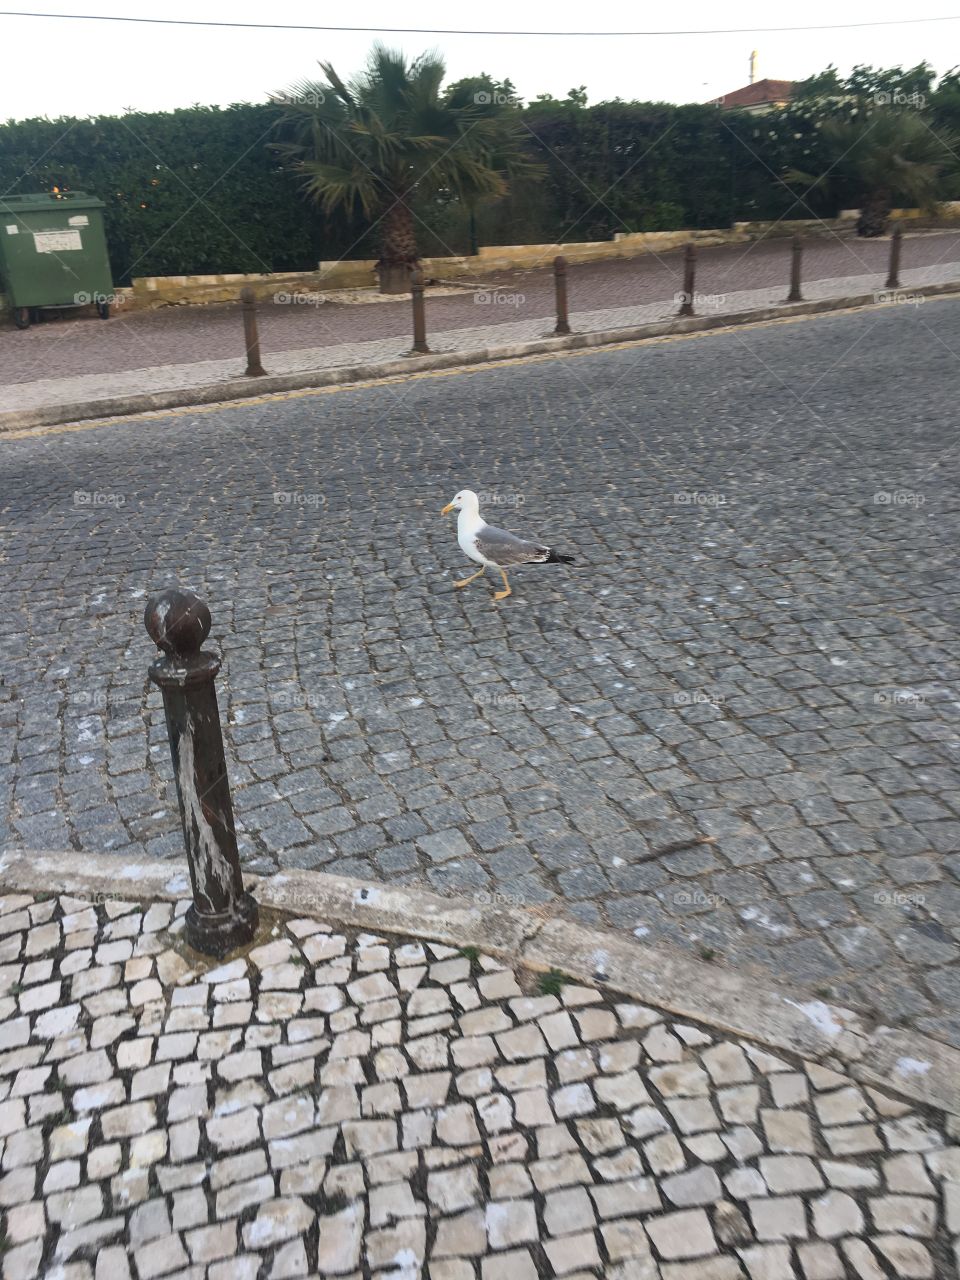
[0,97,893,282]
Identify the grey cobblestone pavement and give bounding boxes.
[0,301,959,1050]
[0,887,957,1280]
[2,231,960,415]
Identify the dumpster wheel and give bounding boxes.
[13,307,30,330]
[96,300,110,320]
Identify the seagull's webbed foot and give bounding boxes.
[454,567,485,589]
[492,570,512,602]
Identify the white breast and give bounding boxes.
[457,513,488,565]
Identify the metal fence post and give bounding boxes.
[144,588,259,956]
[553,255,571,335]
[787,233,803,303]
[411,268,430,354]
[240,286,267,377]
[678,245,697,317]
[886,223,903,290]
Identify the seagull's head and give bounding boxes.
[441,489,479,517]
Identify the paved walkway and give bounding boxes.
[2,231,960,414]
[0,884,956,1280]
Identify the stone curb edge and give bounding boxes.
[2,849,957,1117]
[3,280,959,433]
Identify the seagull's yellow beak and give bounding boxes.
[441,502,455,516]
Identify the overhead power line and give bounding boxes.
[1,9,960,36]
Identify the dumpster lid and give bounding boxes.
[0,192,106,213]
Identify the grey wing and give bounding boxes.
[474,523,550,566]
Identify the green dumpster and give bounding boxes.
[0,191,114,329]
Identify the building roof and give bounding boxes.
[714,78,795,108]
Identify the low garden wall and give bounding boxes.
[3,208,959,315]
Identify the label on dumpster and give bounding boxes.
[33,229,82,253]
[5,225,16,234]
[68,215,89,227]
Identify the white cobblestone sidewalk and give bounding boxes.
[2,263,957,416]
[0,884,957,1279]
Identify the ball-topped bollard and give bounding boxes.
[144,589,211,656]
[145,588,258,956]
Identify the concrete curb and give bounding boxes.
[3,849,958,1117]
[4,280,960,433]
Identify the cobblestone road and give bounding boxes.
[1,301,959,1049]
[0,888,957,1279]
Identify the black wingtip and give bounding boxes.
[546,549,575,564]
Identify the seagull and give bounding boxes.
[440,489,575,601]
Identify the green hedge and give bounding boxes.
[0,93,931,281]
[0,104,373,283]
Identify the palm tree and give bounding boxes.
[271,46,535,292]
[786,109,957,236]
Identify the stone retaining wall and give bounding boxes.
[2,207,959,315]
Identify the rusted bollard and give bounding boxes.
[144,589,259,956]
[886,223,903,290]
[678,244,697,317]
[787,233,803,303]
[553,255,571,335]
[411,268,430,354]
[240,286,267,377]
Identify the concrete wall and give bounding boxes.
[117,217,859,309]
[3,208,958,316]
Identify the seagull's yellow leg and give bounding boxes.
[454,567,485,589]
[492,569,512,601]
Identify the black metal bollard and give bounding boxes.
[787,233,803,303]
[410,268,430,354]
[886,224,903,290]
[240,286,267,377]
[144,589,259,956]
[553,255,571,335]
[678,244,697,317]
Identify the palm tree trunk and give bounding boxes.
[377,198,419,293]
[857,190,892,238]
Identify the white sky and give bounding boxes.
[1,0,957,120]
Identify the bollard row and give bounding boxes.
[235,230,912,368]
[675,229,907,317]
